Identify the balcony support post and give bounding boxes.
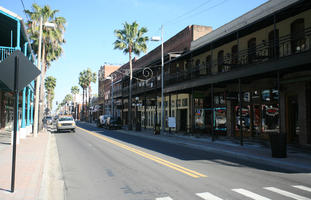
[211,83,215,141]
[239,78,243,146]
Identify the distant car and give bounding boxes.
[43,116,53,125]
[97,115,112,128]
[104,117,122,130]
[56,115,76,133]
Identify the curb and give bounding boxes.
[115,129,311,173]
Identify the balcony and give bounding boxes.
[0,46,17,62]
[165,27,311,85]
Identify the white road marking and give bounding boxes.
[293,185,311,193]
[156,197,173,200]
[265,187,311,200]
[232,188,271,200]
[196,192,223,200]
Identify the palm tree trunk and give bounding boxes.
[39,42,46,129]
[128,49,133,130]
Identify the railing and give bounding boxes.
[0,46,17,62]
[165,27,311,84]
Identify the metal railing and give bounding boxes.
[0,46,17,62]
[165,27,311,84]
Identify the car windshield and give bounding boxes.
[59,117,73,121]
[46,117,52,120]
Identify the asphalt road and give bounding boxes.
[54,122,311,200]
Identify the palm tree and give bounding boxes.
[62,94,73,114]
[114,21,148,130]
[79,71,89,120]
[44,76,56,112]
[71,86,79,119]
[71,86,80,103]
[25,3,66,128]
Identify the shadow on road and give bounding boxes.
[76,122,309,174]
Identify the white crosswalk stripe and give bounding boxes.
[196,192,223,200]
[156,197,173,200]
[264,187,311,200]
[232,188,271,200]
[293,185,311,193]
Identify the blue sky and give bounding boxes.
[2,0,267,109]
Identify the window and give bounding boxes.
[206,55,212,75]
[182,98,188,106]
[291,18,305,53]
[248,38,256,64]
[217,50,224,72]
[268,30,279,58]
[231,45,238,65]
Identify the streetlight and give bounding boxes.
[33,17,55,137]
[151,25,164,134]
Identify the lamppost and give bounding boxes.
[33,17,55,137]
[151,25,164,134]
[134,96,141,131]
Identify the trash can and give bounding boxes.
[269,132,287,158]
[154,124,160,135]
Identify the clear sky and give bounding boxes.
[2,0,267,109]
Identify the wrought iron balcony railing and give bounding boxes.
[0,46,17,63]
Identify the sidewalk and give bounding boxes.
[0,131,49,200]
[109,126,311,173]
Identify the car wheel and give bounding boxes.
[72,129,75,133]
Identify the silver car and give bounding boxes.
[56,115,76,133]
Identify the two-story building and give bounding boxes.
[0,6,36,141]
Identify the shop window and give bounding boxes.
[171,100,175,107]
[215,108,227,131]
[291,18,305,53]
[262,105,279,132]
[177,99,181,107]
[195,109,206,130]
[235,106,250,130]
[248,38,256,64]
[262,90,271,102]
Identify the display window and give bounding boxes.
[262,104,279,132]
[235,106,250,130]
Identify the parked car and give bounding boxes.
[104,117,122,130]
[56,115,76,133]
[97,115,111,128]
[43,116,53,125]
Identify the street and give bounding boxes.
[53,122,311,200]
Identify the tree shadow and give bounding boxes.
[77,122,310,174]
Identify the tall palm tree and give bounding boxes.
[71,86,79,103]
[44,76,56,112]
[25,3,66,128]
[114,21,148,130]
[79,71,89,120]
[71,86,79,119]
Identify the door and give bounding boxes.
[287,95,299,143]
[180,109,187,131]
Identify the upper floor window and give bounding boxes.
[248,38,256,64]
[231,45,238,65]
[206,55,212,75]
[217,50,224,72]
[268,30,279,58]
[291,18,305,53]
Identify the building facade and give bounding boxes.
[106,0,311,147]
[0,6,36,141]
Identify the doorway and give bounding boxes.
[179,109,187,132]
[287,95,299,143]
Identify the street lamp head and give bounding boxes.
[135,96,139,101]
[151,36,161,41]
[44,22,56,28]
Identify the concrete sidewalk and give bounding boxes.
[0,131,49,200]
[109,126,311,173]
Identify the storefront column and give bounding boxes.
[21,88,26,129]
[211,84,214,141]
[169,93,171,133]
[191,88,195,133]
[31,91,34,125]
[239,79,243,146]
[144,95,147,129]
[27,88,30,126]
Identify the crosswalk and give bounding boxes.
[155,185,311,200]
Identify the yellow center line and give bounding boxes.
[77,126,207,178]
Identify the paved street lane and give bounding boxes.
[55,123,311,200]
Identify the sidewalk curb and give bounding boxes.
[115,129,311,173]
[38,133,65,200]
